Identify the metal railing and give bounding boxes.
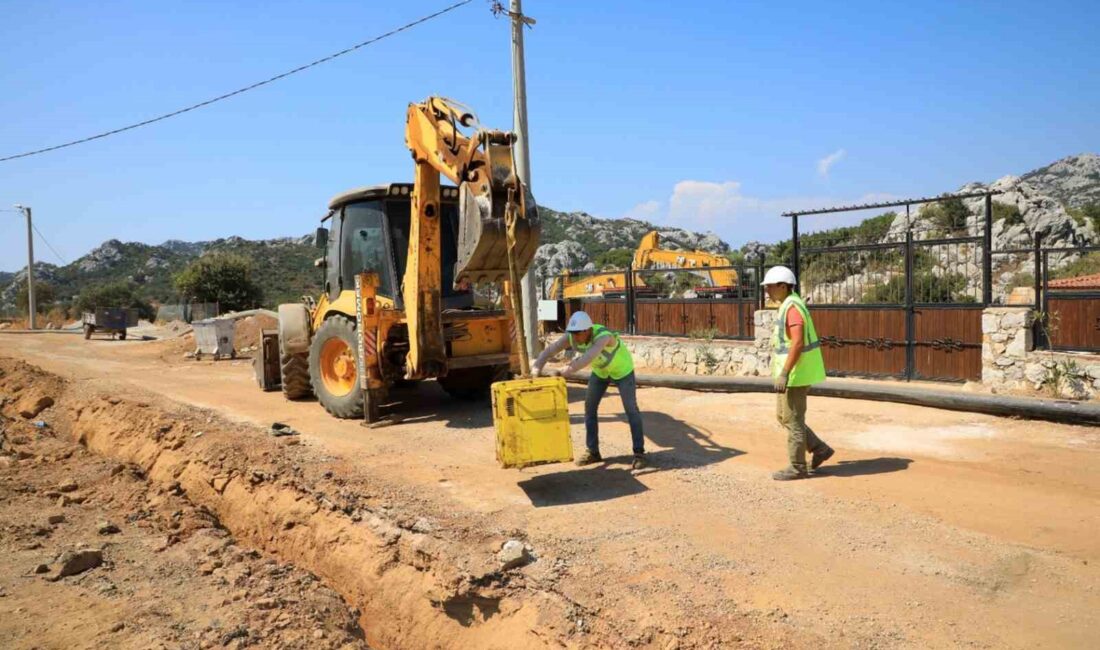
[554,261,776,340]
[155,301,220,323]
[1039,245,1100,353]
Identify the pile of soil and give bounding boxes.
[163,321,192,336]
[0,366,367,650]
[234,314,278,351]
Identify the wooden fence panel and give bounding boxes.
[809,308,907,379]
[711,302,750,338]
[683,302,713,335]
[912,306,983,382]
[1047,294,1100,352]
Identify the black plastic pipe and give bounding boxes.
[568,371,1100,426]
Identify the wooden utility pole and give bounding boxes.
[507,0,540,360]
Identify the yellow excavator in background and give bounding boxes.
[270,97,538,422]
[549,230,738,299]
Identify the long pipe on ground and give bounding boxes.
[567,371,1100,426]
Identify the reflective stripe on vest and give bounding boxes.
[570,324,634,380]
[772,293,827,387]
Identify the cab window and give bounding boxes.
[341,201,396,298]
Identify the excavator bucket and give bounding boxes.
[455,140,540,285]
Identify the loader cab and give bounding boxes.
[320,183,473,310]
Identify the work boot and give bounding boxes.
[575,449,602,466]
[631,454,648,470]
[771,467,808,481]
[811,446,835,470]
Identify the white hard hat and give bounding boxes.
[566,310,593,332]
[761,265,797,286]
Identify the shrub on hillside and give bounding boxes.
[862,271,974,304]
[174,253,263,312]
[74,281,155,319]
[1051,251,1100,280]
[922,197,971,235]
[992,201,1024,226]
[594,248,634,269]
[16,281,55,313]
[1067,203,1100,235]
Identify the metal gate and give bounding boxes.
[1042,246,1100,353]
[790,191,996,383]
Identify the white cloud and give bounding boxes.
[624,199,662,220]
[817,148,846,178]
[668,180,745,225]
[622,179,900,247]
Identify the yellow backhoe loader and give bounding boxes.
[268,97,538,422]
[549,230,738,299]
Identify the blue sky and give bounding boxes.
[2,0,1098,271]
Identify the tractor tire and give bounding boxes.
[438,364,509,401]
[278,303,313,400]
[280,350,312,399]
[118,330,127,341]
[309,317,364,419]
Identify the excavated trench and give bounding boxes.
[0,358,611,649]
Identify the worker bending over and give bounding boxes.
[763,266,835,480]
[533,311,647,470]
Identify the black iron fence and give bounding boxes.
[1040,245,1100,353]
[154,301,220,323]
[554,262,772,340]
[549,190,1098,359]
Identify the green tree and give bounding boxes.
[593,247,634,269]
[75,281,155,319]
[992,201,1024,226]
[1052,251,1100,280]
[174,253,263,312]
[1067,203,1100,234]
[922,197,972,235]
[862,272,974,304]
[16,281,55,313]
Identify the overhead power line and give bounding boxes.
[31,223,68,265]
[0,0,474,163]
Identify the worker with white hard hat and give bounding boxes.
[762,266,834,480]
[532,310,647,470]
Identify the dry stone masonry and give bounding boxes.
[982,307,1100,400]
[622,310,775,377]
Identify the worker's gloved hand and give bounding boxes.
[773,372,789,394]
[532,365,545,377]
[558,365,575,378]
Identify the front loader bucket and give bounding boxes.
[455,142,540,285]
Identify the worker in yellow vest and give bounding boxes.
[533,311,647,470]
[762,266,835,480]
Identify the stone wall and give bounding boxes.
[627,309,775,376]
[549,306,1099,400]
[982,307,1100,400]
[549,310,776,377]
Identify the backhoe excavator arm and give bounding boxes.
[402,96,540,379]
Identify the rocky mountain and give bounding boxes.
[1,236,322,316]
[5,154,1093,314]
[797,153,1100,304]
[0,206,729,314]
[532,206,729,289]
[1020,153,1100,209]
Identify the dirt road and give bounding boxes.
[2,332,1098,648]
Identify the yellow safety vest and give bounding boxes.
[772,293,827,387]
[570,324,634,380]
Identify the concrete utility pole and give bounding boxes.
[14,205,36,329]
[508,0,541,360]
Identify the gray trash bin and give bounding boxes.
[192,318,236,360]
